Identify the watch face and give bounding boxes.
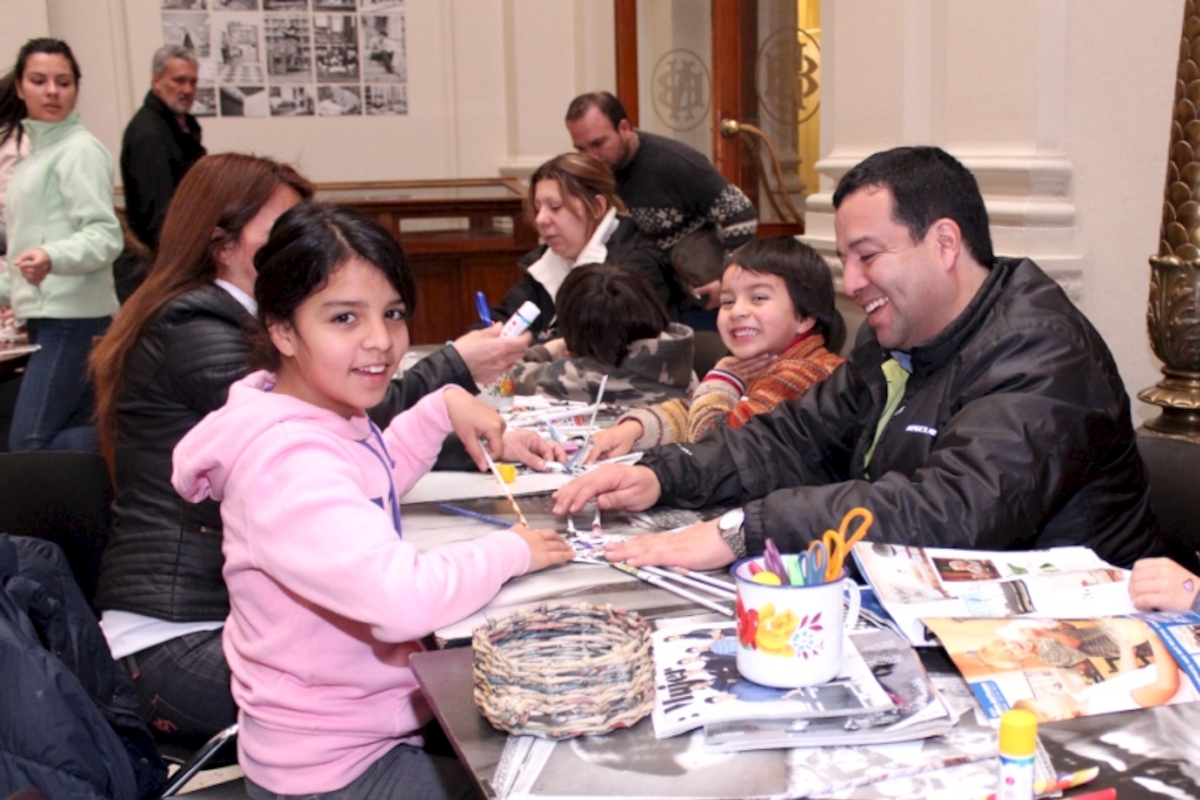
[720,509,744,531]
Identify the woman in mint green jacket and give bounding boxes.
[0,39,121,450]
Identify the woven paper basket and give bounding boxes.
[472,603,654,739]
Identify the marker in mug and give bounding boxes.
[500,300,540,338]
[475,291,492,326]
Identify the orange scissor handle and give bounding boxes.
[823,506,874,581]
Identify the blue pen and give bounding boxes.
[437,503,511,527]
[475,291,492,326]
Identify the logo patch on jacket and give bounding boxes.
[905,424,938,437]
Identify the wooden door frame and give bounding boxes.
[614,0,785,231]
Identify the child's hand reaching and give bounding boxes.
[1130,557,1200,611]
[502,428,566,470]
[585,420,642,464]
[712,352,776,384]
[510,525,574,574]
[443,386,506,471]
[541,338,569,361]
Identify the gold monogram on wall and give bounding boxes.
[755,26,820,126]
[651,48,712,133]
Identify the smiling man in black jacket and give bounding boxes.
[554,146,1160,569]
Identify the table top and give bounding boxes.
[402,495,728,646]
[403,489,1200,800]
[412,644,1197,800]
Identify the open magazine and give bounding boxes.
[851,543,1136,646]
[651,621,894,739]
[923,611,1200,722]
[704,627,956,752]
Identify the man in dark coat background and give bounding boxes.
[120,45,206,251]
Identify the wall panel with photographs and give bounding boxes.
[160,0,406,118]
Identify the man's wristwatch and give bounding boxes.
[717,508,747,560]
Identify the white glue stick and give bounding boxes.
[500,300,540,338]
[996,708,1037,800]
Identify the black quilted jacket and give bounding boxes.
[642,258,1161,568]
[96,284,476,621]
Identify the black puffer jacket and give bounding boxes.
[0,535,165,799]
[96,284,477,621]
[642,258,1160,568]
[493,215,681,337]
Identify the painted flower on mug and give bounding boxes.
[736,595,759,647]
[755,604,801,656]
[789,613,826,660]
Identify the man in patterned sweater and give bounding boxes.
[566,92,758,318]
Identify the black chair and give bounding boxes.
[1136,431,1200,574]
[0,451,112,609]
[0,452,245,797]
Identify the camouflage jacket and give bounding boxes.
[509,322,697,404]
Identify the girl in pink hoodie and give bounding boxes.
[172,204,574,799]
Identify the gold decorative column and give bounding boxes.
[1141,0,1200,436]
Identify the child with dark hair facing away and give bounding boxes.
[588,237,843,461]
[171,204,573,799]
[509,262,696,404]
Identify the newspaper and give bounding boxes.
[785,671,1055,799]
[495,726,791,800]
[651,621,894,739]
[704,627,954,752]
[851,543,1136,646]
[923,611,1200,722]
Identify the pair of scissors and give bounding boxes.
[820,507,875,582]
[800,539,829,585]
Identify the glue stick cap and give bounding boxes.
[998,709,1038,756]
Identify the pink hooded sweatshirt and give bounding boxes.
[172,371,530,793]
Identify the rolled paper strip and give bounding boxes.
[496,463,517,483]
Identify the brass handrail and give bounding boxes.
[719,118,804,227]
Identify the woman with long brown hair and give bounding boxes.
[491,152,682,337]
[90,152,540,743]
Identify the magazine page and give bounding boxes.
[704,627,953,752]
[851,543,1135,645]
[651,621,894,739]
[922,611,1200,722]
[502,727,792,800]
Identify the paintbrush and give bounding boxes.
[478,439,529,527]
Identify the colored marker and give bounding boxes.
[475,291,492,326]
[437,503,511,528]
[1068,790,1115,800]
[973,766,1101,800]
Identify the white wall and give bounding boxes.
[7,0,1185,420]
[806,0,1181,425]
[7,0,613,183]
[0,1,49,73]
